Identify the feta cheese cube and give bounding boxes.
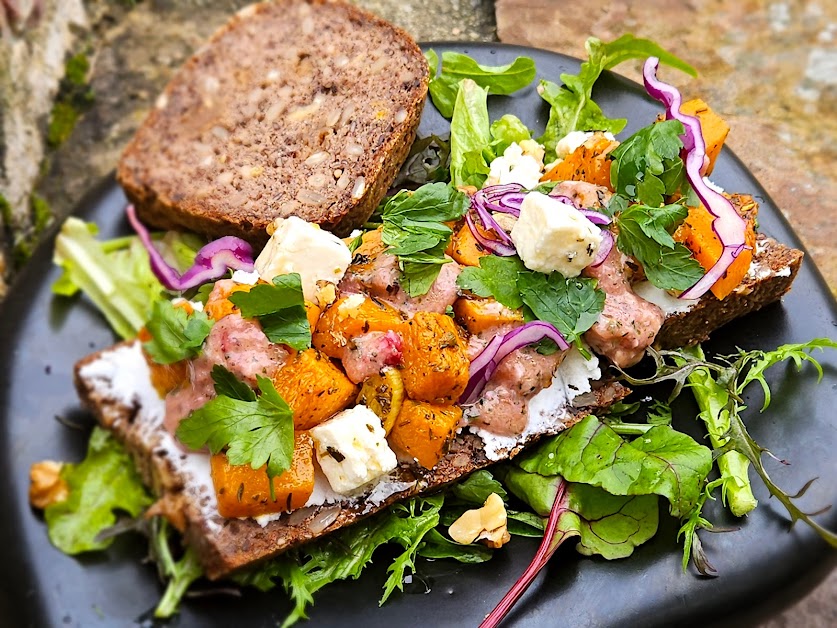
[554,131,616,158]
[486,142,544,190]
[510,192,603,276]
[255,216,352,300]
[310,405,397,494]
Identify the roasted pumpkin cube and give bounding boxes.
[674,196,757,300]
[204,280,254,322]
[271,349,357,430]
[210,432,315,518]
[388,400,463,469]
[313,294,404,358]
[541,132,617,189]
[680,99,729,175]
[400,311,470,404]
[453,297,524,335]
[446,223,487,267]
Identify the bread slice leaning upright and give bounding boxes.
[117,0,429,242]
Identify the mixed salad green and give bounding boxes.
[42,34,836,626]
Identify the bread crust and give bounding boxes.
[117,0,429,242]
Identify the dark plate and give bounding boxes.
[1,43,836,628]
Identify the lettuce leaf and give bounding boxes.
[449,79,492,188]
[44,427,152,554]
[52,218,203,339]
[143,299,214,364]
[538,35,697,160]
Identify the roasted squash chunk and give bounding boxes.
[271,349,357,430]
[680,99,729,175]
[446,223,487,267]
[210,432,315,518]
[204,281,254,322]
[312,294,404,358]
[453,297,524,335]
[674,196,758,301]
[388,400,463,469]
[400,311,470,404]
[541,132,617,189]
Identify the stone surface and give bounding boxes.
[496,0,836,623]
[496,0,836,297]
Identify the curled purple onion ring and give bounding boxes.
[589,229,614,268]
[460,321,570,405]
[127,205,255,291]
[643,57,750,300]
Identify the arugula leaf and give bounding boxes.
[678,478,725,576]
[142,300,213,365]
[176,371,294,478]
[538,35,697,160]
[609,119,686,205]
[519,415,712,517]
[616,202,704,291]
[380,182,469,297]
[229,274,311,349]
[456,255,526,309]
[517,272,605,344]
[149,518,204,618]
[234,495,444,627]
[52,218,202,339]
[427,51,536,118]
[44,427,152,554]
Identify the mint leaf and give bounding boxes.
[380,182,469,297]
[609,119,686,205]
[517,271,605,343]
[538,35,697,160]
[229,274,311,349]
[456,255,526,309]
[616,202,704,291]
[519,415,712,517]
[45,427,152,554]
[176,374,294,478]
[143,300,213,365]
[428,52,536,118]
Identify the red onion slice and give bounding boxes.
[589,229,614,268]
[643,57,750,300]
[465,211,516,256]
[579,209,611,225]
[460,321,570,405]
[467,188,519,256]
[127,205,255,291]
[548,192,579,208]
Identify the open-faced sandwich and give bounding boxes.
[31,1,836,625]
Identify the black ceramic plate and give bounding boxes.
[1,43,836,628]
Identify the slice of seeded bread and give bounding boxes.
[117,0,429,242]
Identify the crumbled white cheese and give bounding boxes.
[633,281,699,316]
[554,131,615,158]
[510,191,603,276]
[363,478,417,513]
[255,216,351,300]
[486,142,544,189]
[310,405,398,494]
[231,269,261,285]
[472,348,601,461]
[702,177,725,194]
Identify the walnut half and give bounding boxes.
[448,492,511,549]
[29,461,69,510]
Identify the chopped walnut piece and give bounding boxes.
[29,461,69,509]
[447,492,511,549]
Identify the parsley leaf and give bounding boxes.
[143,300,213,365]
[176,368,295,478]
[616,202,704,291]
[229,274,311,350]
[427,51,536,119]
[517,272,605,344]
[380,182,469,297]
[609,119,686,206]
[538,35,696,161]
[456,255,526,309]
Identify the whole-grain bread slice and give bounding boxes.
[72,192,803,578]
[117,0,429,242]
